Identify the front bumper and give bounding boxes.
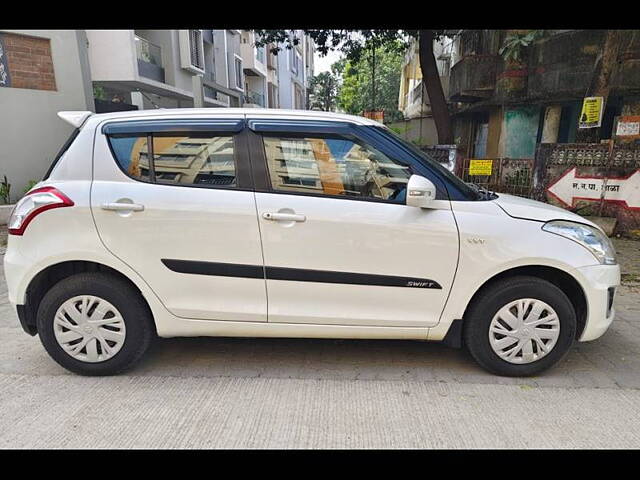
[577,263,620,342]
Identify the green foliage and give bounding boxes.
[254,30,417,63]
[499,30,545,63]
[93,84,106,101]
[504,167,531,187]
[0,175,11,204]
[23,179,38,194]
[336,43,405,123]
[308,71,338,111]
[251,30,453,131]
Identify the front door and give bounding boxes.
[248,121,459,328]
[91,117,267,322]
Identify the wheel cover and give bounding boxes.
[53,295,126,363]
[488,298,560,365]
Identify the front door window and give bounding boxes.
[263,135,412,203]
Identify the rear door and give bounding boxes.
[91,116,267,322]
[247,118,459,328]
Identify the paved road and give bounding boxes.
[1,239,640,448]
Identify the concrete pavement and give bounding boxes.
[1,237,639,448]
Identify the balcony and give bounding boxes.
[448,55,498,102]
[266,44,277,70]
[244,90,265,107]
[135,36,165,83]
[240,32,267,77]
[528,30,606,101]
[403,77,450,119]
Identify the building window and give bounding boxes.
[234,56,243,89]
[290,48,299,74]
[189,30,204,70]
[268,82,278,108]
[256,45,265,64]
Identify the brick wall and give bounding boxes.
[0,32,56,91]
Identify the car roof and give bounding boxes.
[70,108,385,129]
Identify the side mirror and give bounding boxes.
[406,174,436,208]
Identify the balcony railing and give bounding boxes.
[135,36,165,83]
[244,90,265,107]
[448,55,498,102]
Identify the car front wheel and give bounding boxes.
[463,276,577,377]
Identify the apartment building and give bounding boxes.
[87,29,315,111]
[239,31,268,108]
[276,30,314,110]
[87,30,244,110]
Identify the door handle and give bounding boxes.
[262,212,306,222]
[101,202,145,212]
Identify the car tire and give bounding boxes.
[37,272,155,376]
[463,276,576,377]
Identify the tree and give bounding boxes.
[308,71,338,111]
[335,43,405,123]
[575,30,624,143]
[252,30,453,144]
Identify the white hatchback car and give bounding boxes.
[4,109,620,377]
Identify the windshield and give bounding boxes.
[373,126,481,200]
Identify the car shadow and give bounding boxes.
[133,335,482,381]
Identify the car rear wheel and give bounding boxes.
[463,276,576,377]
[37,272,154,376]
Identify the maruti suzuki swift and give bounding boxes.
[3,109,620,376]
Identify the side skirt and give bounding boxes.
[154,315,430,341]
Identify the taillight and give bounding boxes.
[8,186,74,236]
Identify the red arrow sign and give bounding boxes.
[546,167,640,211]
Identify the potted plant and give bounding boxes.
[0,175,13,228]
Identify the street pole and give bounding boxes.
[371,41,376,112]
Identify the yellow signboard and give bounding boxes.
[579,96,604,129]
[469,159,493,176]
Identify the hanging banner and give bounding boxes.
[0,34,12,88]
[615,116,640,138]
[579,96,604,129]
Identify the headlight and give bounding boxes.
[542,220,617,265]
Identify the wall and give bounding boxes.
[277,45,293,109]
[387,117,439,147]
[503,106,541,159]
[0,30,94,203]
[86,30,136,81]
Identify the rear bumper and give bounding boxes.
[577,263,620,342]
[4,239,37,335]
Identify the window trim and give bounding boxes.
[102,122,253,191]
[233,54,243,90]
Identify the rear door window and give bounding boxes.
[107,132,237,187]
